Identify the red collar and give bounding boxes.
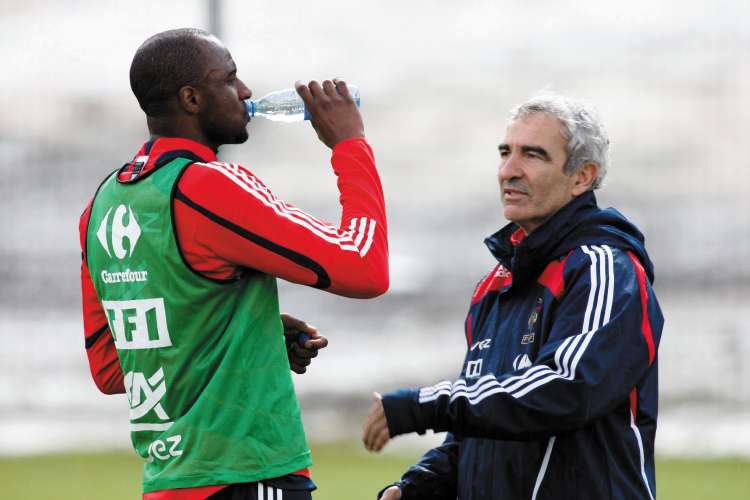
[118,137,217,182]
[510,228,527,247]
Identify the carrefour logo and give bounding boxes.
[96,204,141,259]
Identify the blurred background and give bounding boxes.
[1,0,749,498]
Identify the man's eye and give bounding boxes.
[499,150,510,158]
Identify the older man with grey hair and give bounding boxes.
[362,93,663,500]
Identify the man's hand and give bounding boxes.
[380,486,402,500]
[363,392,392,452]
[281,313,328,374]
[295,79,364,149]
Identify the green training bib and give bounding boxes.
[86,158,311,492]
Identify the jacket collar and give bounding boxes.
[484,191,600,287]
[117,137,217,183]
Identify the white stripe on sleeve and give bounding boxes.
[360,219,377,257]
[200,162,361,251]
[353,217,368,247]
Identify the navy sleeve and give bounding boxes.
[383,245,663,440]
[377,433,459,500]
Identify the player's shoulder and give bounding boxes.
[470,263,512,305]
[189,160,254,178]
[181,160,266,190]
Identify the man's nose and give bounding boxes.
[499,154,522,182]
[237,78,252,100]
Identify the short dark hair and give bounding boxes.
[130,28,213,117]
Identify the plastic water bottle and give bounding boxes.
[245,84,360,122]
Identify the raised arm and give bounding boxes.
[173,80,387,297]
[173,140,388,298]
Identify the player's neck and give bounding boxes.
[147,116,219,152]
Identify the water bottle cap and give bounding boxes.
[245,100,256,117]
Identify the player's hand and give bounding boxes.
[362,392,392,452]
[295,79,364,149]
[281,313,328,374]
[380,486,402,500]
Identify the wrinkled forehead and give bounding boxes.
[504,113,567,145]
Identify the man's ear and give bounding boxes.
[177,85,201,114]
[572,162,599,195]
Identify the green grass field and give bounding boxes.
[2,443,748,499]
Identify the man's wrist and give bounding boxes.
[332,135,366,151]
[382,388,427,437]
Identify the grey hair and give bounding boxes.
[509,93,609,189]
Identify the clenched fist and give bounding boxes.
[281,313,328,374]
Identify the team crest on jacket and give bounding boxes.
[522,297,543,344]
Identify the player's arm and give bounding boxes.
[370,246,663,442]
[79,202,125,395]
[173,80,388,298]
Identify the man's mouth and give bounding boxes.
[503,188,528,200]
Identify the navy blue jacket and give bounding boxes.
[382,192,663,500]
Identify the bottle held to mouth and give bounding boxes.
[245,84,360,122]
